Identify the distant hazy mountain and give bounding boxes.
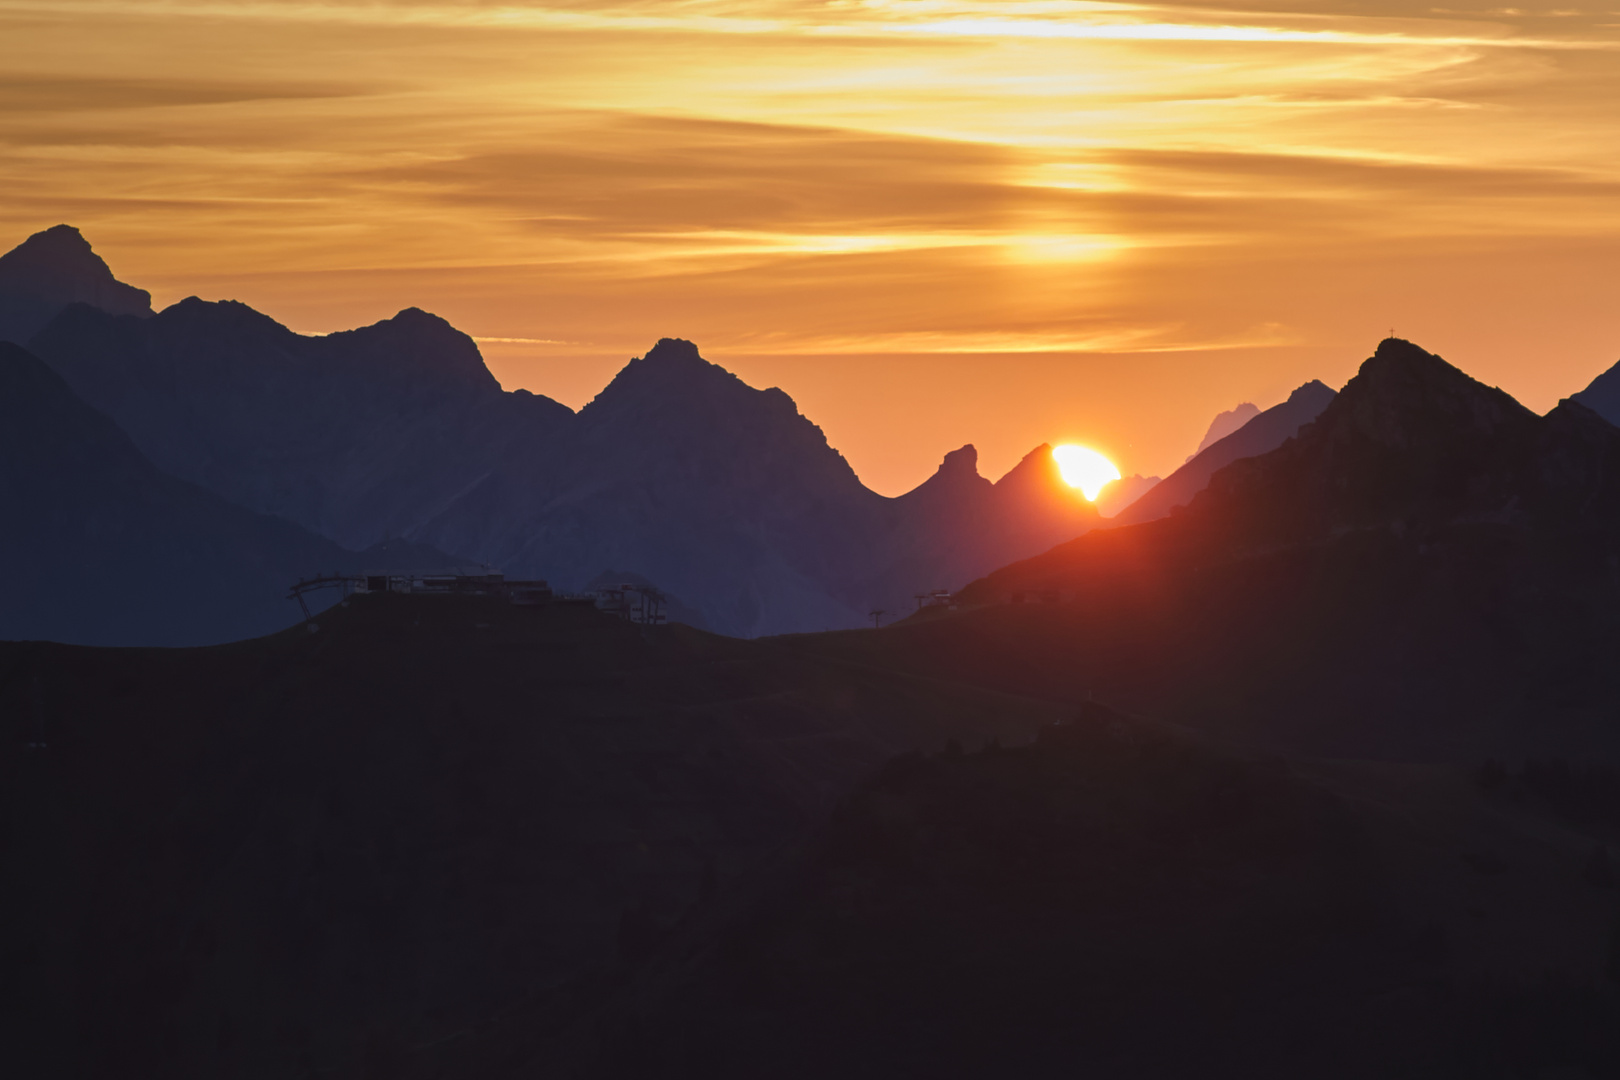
[1570,357,1620,428]
[29,298,572,551]
[0,224,152,344]
[1110,379,1335,526]
[0,342,454,646]
[1189,400,1259,460]
[1095,473,1158,518]
[418,339,1104,636]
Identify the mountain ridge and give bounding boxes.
[1110,377,1336,526]
[2,228,1111,638]
[0,340,456,645]
[0,224,152,344]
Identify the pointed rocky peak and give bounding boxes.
[317,306,501,396]
[993,443,1061,490]
[0,225,152,343]
[1285,379,1336,412]
[643,336,706,366]
[156,295,292,337]
[583,338,805,430]
[0,226,150,317]
[1192,402,1260,459]
[1322,338,1536,451]
[937,444,981,480]
[590,338,745,406]
[1187,339,1552,532]
[898,444,991,503]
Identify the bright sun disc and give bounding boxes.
[1052,445,1121,501]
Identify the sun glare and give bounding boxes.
[1052,444,1121,501]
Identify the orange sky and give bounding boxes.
[4,0,1619,494]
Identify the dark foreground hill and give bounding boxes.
[0,342,449,646]
[790,340,1620,765]
[0,594,1052,1078]
[566,711,1620,1080]
[8,595,1615,1079]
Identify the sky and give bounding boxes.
[3,0,1619,494]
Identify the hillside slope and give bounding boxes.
[0,594,1053,1078]
[30,299,572,551]
[0,342,455,646]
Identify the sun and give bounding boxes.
[1051,445,1121,501]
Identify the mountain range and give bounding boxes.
[10,225,1620,1077]
[803,338,1620,764]
[9,331,1620,1073]
[4,225,1103,640]
[7,222,1620,646]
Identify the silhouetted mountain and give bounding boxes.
[0,342,456,645]
[1096,472,1158,517]
[1570,356,1620,429]
[29,297,572,550]
[8,229,1105,639]
[793,340,1620,764]
[416,340,1103,636]
[0,225,151,343]
[415,338,888,635]
[1111,378,1335,526]
[1190,399,1259,459]
[11,338,1620,1080]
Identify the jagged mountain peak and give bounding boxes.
[592,337,745,403]
[1285,379,1336,408]
[158,295,292,337]
[583,338,805,433]
[643,336,704,364]
[0,224,152,316]
[993,442,1059,488]
[317,306,501,396]
[1327,338,1535,449]
[898,444,990,504]
[1187,339,1559,534]
[0,224,153,342]
[937,444,980,478]
[1191,401,1260,459]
